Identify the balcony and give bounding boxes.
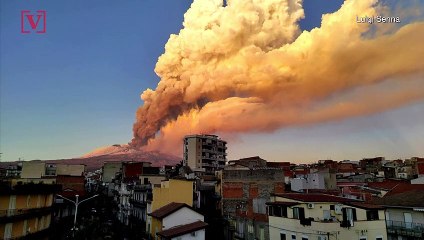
[129,198,147,207]
[0,207,52,223]
[386,220,424,238]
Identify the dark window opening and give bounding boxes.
[366,210,379,220]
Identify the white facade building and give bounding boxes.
[267,193,387,240]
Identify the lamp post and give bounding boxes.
[56,194,99,235]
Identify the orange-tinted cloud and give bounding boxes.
[132,0,424,155]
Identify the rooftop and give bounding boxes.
[149,202,189,219]
[372,186,424,208]
[157,221,208,238]
[273,193,359,203]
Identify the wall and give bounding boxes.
[268,198,387,240]
[269,215,387,240]
[152,179,193,211]
[102,162,122,183]
[56,164,85,176]
[170,229,205,240]
[139,175,165,185]
[186,137,199,170]
[386,208,424,224]
[162,208,204,230]
[0,213,52,239]
[21,162,45,179]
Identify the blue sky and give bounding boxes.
[1,0,422,162]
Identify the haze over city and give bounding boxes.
[1,0,423,163]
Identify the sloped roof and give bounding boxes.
[149,202,189,219]
[274,193,358,203]
[345,202,384,210]
[372,190,424,208]
[385,184,424,196]
[157,221,208,238]
[266,201,300,207]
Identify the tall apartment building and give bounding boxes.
[183,135,227,173]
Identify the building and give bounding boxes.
[147,179,195,237]
[217,157,285,240]
[102,162,122,183]
[149,202,207,240]
[183,134,227,173]
[56,164,85,176]
[373,184,424,240]
[267,193,387,240]
[20,161,46,179]
[0,181,61,239]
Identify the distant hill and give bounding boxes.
[0,144,181,172]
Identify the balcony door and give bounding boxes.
[8,195,16,216]
[403,212,412,229]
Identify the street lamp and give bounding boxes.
[56,194,99,234]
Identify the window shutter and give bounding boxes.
[353,208,357,221]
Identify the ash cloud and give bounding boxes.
[131,0,424,154]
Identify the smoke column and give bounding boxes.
[132,0,424,154]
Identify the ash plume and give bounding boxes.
[132,0,424,154]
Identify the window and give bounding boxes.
[280,233,286,240]
[359,237,367,240]
[270,206,288,217]
[330,205,335,210]
[291,234,296,240]
[190,231,196,237]
[341,208,356,227]
[301,236,308,240]
[248,224,253,233]
[375,237,383,240]
[259,226,265,240]
[404,212,412,229]
[323,210,331,220]
[366,210,379,220]
[253,198,267,214]
[293,207,305,220]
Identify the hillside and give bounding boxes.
[1,145,181,172]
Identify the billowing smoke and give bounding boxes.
[132,0,424,154]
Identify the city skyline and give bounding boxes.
[1,0,423,163]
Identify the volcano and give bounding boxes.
[0,144,181,172]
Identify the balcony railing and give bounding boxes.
[386,220,424,238]
[0,207,52,222]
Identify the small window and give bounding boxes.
[291,234,296,240]
[293,207,305,220]
[301,236,308,240]
[280,233,286,240]
[359,237,367,240]
[330,205,335,210]
[366,210,379,220]
[375,237,383,240]
[190,231,196,237]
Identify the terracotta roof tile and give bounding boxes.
[157,221,208,238]
[274,193,358,203]
[372,190,424,208]
[266,201,300,207]
[346,202,385,210]
[149,202,187,219]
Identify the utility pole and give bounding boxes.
[57,194,99,236]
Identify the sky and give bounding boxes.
[1,0,423,163]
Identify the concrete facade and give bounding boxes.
[56,164,85,176]
[183,135,227,173]
[20,161,45,179]
[268,195,387,240]
[102,162,122,183]
[218,160,285,240]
